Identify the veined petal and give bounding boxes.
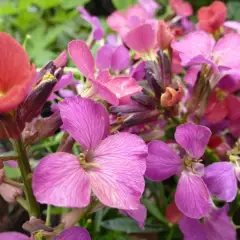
[171,31,215,67]
[32,152,91,208]
[175,172,212,219]
[56,226,91,240]
[68,40,95,80]
[89,132,147,210]
[124,24,155,53]
[59,97,110,150]
[145,140,182,181]
[175,123,211,159]
[179,217,206,240]
[0,232,29,240]
[203,162,237,202]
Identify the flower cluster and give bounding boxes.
[1,0,240,239]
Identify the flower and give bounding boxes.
[146,122,212,218]
[77,7,104,40]
[170,0,193,17]
[68,40,142,105]
[171,31,240,72]
[197,1,227,33]
[179,205,236,240]
[32,97,147,209]
[0,33,35,113]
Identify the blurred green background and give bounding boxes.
[0,0,239,66]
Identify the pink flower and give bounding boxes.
[146,123,212,219]
[197,1,227,33]
[68,40,142,105]
[170,0,193,17]
[32,97,147,209]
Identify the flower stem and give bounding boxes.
[12,136,40,217]
[46,205,52,227]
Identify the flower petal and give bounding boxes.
[68,40,95,80]
[59,97,110,149]
[0,232,29,240]
[179,217,206,240]
[226,95,240,121]
[203,162,237,202]
[124,24,155,53]
[175,123,211,159]
[32,152,91,208]
[56,226,91,240]
[89,132,147,210]
[175,172,212,219]
[145,140,182,181]
[111,45,130,71]
[96,45,113,70]
[171,31,215,67]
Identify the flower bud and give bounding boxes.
[161,85,183,107]
[157,20,174,50]
[0,183,22,203]
[166,201,183,224]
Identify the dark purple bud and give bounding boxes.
[35,61,56,85]
[110,104,148,115]
[57,133,75,153]
[122,109,160,128]
[0,114,20,139]
[23,217,53,233]
[131,93,156,109]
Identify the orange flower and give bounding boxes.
[0,33,35,113]
[197,1,227,33]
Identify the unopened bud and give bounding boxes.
[161,85,183,107]
[157,20,174,50]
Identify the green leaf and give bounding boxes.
[227,1,240,21]
[101,217,163,233]
[0,2,17,15]
[60,0,90,9]
[4,165,21,179]
[33,0,61,9]
[112,0,138,10]
[142,198,167,224]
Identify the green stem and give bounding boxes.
[166,225,175,240]
[12,136,40,217]
[46,205,52,227]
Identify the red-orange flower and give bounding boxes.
[197,1,227,33]
[0,33,35,113]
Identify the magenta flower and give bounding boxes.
[68,40,142,105]
[179,205,236,240]
[203,160,240,202]
[96,44,130,72]
[146,122,212,219]
[77,7,104,40]
[0,232,29,240]
[172,31,240,71]
[32,97,147,209]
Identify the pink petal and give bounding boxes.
[175,123,211,159]
[171,31,215,66]
[0,232,29,240]
[184,65,201,86]
[56,226,91,240]
[214,33,240,69]
[96,45,113,70]
[58,97,110,150]
[53,72,73,92]
[111,45,130,71]
[175,172,212,219]
[33,152,91,208]
[96,70,111,84]
[5,160,18,168]
[226,95,240,121]
[53,50,68,68]
[90,79,119,106]
[105,76,142,103]
[124,24,155,53]
[120,203,147,229]
[89,132,147,210]
[203,162,237,202]
[229,119,240,138]
[179,217,206,240]
[68,40,95,80]
[224,21,240,33]
[145,140,182,181]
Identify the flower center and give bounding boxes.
[78,152,99,170]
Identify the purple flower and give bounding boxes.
[172,31,240,71]
[146,122,212,219]
[55,226,91,240]
[96,44,130,72]
[0,232,29,240]
[77,7,104,40]
[179,205,236,240]
[32,97,147,209]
